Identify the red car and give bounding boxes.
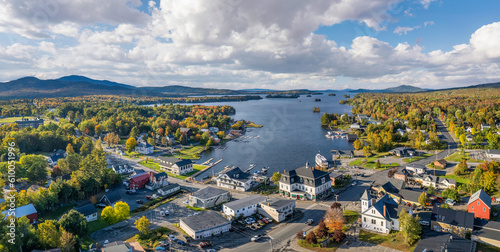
[262,219,269,224]
[436,197,443,203]
[146,196,153,200]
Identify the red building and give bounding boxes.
[2,204,38,224]
[129,171,155,190]
[468,189,492,220]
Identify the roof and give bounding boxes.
[181,211,230,232]
[423,175,457,186]
[100,191,122,205]
[397,189,424,203]
[128,241,146,252]
[431,206,474,229]
[130,172,152,182]
[154,172,167,179]
[414,231,475,252]
[360,189,372,201]
[329,172,343,179]
[101,244,131,252]
[221,167,251,181]
[157,156,193,167]
[406,164,426,170]
[260,198,295,209]
[74,204,97,216]
[191,187,229,200]
[49,153,65,162]
[224,195,266,211]
[180,127,192,132]
[136,141,153,148]
[472,221,500,241]
[159,183,180,191]
[2,203,37,217]
[281,166,331,187]
[468,189,492,208]
[364,194,401,221]
[487,149,500,155]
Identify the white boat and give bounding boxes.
[315,153,328,168]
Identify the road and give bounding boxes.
[410,118,457,166]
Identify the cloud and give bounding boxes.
[394,26,420,35]
[419,0,437,9]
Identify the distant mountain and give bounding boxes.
[142,85,243,95]
[349,85,427,93]
[57,75,134,89]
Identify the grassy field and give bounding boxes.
[359,230,416,252]
[403,153,434,163]
[39,204,77,221]
[426,163,446,170]
[166,145,206,160]
[138,160,207,180]
[0,116,35,123]
[445,151,484,163]
[476,242,500,252]
[349,153,399,169]
[297,239,341,252]
[344,210,360,224]
[439,174,471,186]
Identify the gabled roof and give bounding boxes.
[74,204,97,216]
[414,231,475,252]
[130,171,152,182]
[157,156,193,167]
[2,203,37,217]
[360,189,372,201]
[191,187,228,200]
[154,172,168,179]
[136,141,153,148]
[100,191,122,205]
[281,166,331,187]
[224,195,265,211]
[487,149,500,155]
[221,167,251,181]
[398,189,424,203]
[431,206,474,229]
[363,194,400,221]
[467,189,491,208]
[260,198,294,209]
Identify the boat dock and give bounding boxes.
[187,158,223,181]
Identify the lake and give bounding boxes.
[164,92,355,180]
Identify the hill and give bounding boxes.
[143,85,243,95]
[350,85,427,93]
[57,75,134,89]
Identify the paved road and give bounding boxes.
[411,118,457,166]
[336,240,404,252]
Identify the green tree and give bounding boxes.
[58,209,88,237]
[270,172,281,183]
[147,137,155,147]
[126,138,137,152]
[376,159,381,169]
[454,159,468,175]
[418,192,429,207]
[440,203,451,209]
[130,126,140,138]
[459,134,467,147]
[101,206,116,224]
[206,137,215,147]
[353,139,364,150]
[66,143,75,155]
[114,201,130,221]
[60,230,77,252]
[399,209,422,245]
[20,154,48,184]
[135,216,152,235]
[427,186,436,196]
[362,146,371,158]
[37,220,62,249]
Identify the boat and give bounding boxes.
[261,167,269,175]
[315,153,328,168]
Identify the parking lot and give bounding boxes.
[337,241,404,252]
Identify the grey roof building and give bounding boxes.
[188,187,230,209]
[431,206,474,237]
[414,232,476,252]
[180,211,231,240]
[279,166,331,200]
[222,195,265,219]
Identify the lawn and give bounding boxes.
[426,163,446,170]
[138,160,207,180]
[445,151,484,163]
[403,153,434,163]
[439,174,471,186]
[344,210,359,224]
[349,152,399,169]
[0,116,34,123]
[39,204,77,221]
[476,242,500,252]
[165,145,206,160]
[186,205,206,211]
[297,239,341,252]
[359,230,416,252]
[123,151,146,159]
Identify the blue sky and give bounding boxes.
[0,0,499,90]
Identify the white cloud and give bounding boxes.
[419,0,437,9]
[394,26,420,35]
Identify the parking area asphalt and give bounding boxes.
[336,241,404,252]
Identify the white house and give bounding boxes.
[279,166,331,201]
[157,183,181,197]
[405,164,426,175]
[180,211,231,240]
[397,128,405,136]
[258,198,296,222]
[486,149,500,159]
[222,195,265,220]
[482,124,491,131]
[422,175,457,189]
[216,167,253,191]
[361,190,411,234]
[48,149,66,166]
[157,156,194,175]
[134,141,154,155]
[74,204,98,222]
[111,164,134,174]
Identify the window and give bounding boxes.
[484,207,486,212]
[478,201,480,205]
[372,219,376,224]
[472,206,474,210]
[364,217,366,222]
[381,221,383,226]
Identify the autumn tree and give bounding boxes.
[316,219,328,238]
[37,220,62,249]
[60,230,78,252]
[66,143,75,155]
[103,132,120,146]
[101,206,117,224]
[135,216,152,235]
[297,230,304,240]
[126,137,137,152]
[332,228,346,243]
[305,231,317,244]
[324,203,344,232]
[454,159,468,175]
[130,126,140,138]
[399,209,422,245]
[270,172,281,184]
[418,192,429,207]
[114,201,130,221]
[353,139,364,150]
[481,171,497,192]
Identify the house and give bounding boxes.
[180,211,231,240]
[431,206,474,238]
[466,134,474,142]
[422,175,457,189]
[405,164,427,175]
[372,179,405,196]
[157,183,181,197]
[222,195,265,219]
[134,141,154,155]
[389,147,416,157]
[157,156,194,175]
[434,159,447,168]
[200,129,210,133]
[396,128,405,136]
[346,134,357,141]
[48,149,67,166]
[465,126,473,133]
[414,232,476,252]
[209,127,219,133]
[357,114,368,122]
[216,167,253,191]
[74,204,98,222]
[112,164,134,174]
[180,127,193,137]
[481,124,491,131]
[15,118,44,129]
[331,150,354,159]
[145,172,169,190]
[329,172,344,186]
[393,168,409,182]
[472,220,500,248]
[258,198,296,222]
[279,166,331,201]
[128,171,155,190]
[387,188,424,207]
[2,204,38,224]
[188,187,230,209]
[350,123,361,129]
[467,189,491,220]
[100,191,122,207]
[486,149,500,159]
[128,242,146,252]
[165,135,175,145]
[101,241,144,252]
[361,192,410,234]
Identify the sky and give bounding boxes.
[0,0,499,90]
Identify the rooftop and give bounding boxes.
[224,195,266,211]
[431,206,474,229]
[191,187,229,200]
[467,189,492,207]
[74,204,97,216]
[414,231,475,252]
[260,198,294,209]
[2,203,37,217]
[181,211,230,232]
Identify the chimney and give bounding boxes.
[268,203,270,206]
[383,205,386,217]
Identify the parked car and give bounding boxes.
[305,219,314,225]
[258,220,265,226]
[251,235,263,242]
[176,240,185,245]
[169,235,177,241]
[126,190,135,195]
[445,199,456,206]
[248,225,257,231]
[136,199,143,204]
[146,195,153,200]
[199,242,211,248]
[252,223,261,229]
[351,182,357,186]
[262,218,269,224]
[420,220,430,226]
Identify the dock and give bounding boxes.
[187,158,223,181]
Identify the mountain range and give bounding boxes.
[0,75,499,99]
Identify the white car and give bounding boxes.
[419,221,430,226]
[251,235,263,242]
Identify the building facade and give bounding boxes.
[188,187,230,209]
[361,192,407,234]
[157,156,194,175]
[216,167,253,191]
[468,189,492,220]
[258,198,295,222]
[279,166,331,201]
[134,141,154,155]
[180,211,231,240]
[431,206,474,238]
[222,195,265,219]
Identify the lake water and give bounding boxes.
[168,93,355,180]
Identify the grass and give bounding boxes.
[87,209,111,234]
[123,151,146,159]
[445,151,484,163]
[134,227,171,250]
[165,145,206,160]
[186,205,206,211]
[245,122,263,128]
[439,174,471,186]
[39,204,77,221]
[349,152,399,169]
[426,163,446,170]
[0,116,34,123]
[297,238,341,251]
[476,242,500,252]
[403,153,434,163]
[344,210,359,224]
[138,160,207,180]
[359,230,416,252]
